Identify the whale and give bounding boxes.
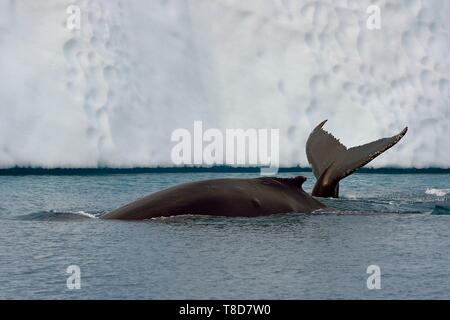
[101,176,325,219]
[101,120,407,219]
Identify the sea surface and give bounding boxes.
[0,170,449,299]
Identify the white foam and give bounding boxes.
[0,0,449,168]
[45,209,98,218]
[72,210,98,219]
[425,188,450,197]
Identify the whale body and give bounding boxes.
[101,176,325,219]
[101,120,407,220]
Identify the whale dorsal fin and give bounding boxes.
[273,176,307,188]
[261,176,307,188]
[306,120,408,198]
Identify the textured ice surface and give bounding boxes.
[0,0,449,168]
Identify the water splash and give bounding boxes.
[19,210,100,221]
[426,188,450,197]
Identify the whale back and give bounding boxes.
[102,176,324,219]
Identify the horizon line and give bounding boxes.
[0,166,449,175]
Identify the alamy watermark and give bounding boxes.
[66,5,81,30]
[66,265,81,290]
[366,265,381,290]
[171,121,280,175]
[366,5,381,30]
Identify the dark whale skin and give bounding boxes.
[101,176,325,219]
[306,120,408,198]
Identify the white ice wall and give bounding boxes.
[0,0,449,168]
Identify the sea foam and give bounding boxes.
[426,188,450,197]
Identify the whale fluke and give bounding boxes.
[306,120,408,198]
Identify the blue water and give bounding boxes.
[0,171,449,299]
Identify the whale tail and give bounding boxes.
[306,120,408,198]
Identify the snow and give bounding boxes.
[0,0,449,168]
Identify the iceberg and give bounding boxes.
[0,0,449,168]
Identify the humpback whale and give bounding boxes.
[101,121,407,219]
[102,176,325,219]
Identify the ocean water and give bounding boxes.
[0,170,449,299]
